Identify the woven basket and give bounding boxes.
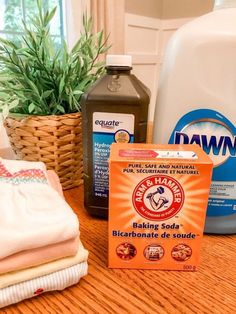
[4,112,83,190]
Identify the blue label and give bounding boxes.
[169,109,236,217]
[93,112,134,199]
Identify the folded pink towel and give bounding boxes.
[0,236,79,274]
[0,158,79,259]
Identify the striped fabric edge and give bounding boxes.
[0,261,88,308]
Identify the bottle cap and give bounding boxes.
[214,0,236,10]
[106,55,132,67]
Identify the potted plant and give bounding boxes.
[0,0,108,189]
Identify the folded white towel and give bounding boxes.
[0,261,88,308]
[0,158,79,259]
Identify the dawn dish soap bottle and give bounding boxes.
[82,55,149,218]
[153,0,236,234]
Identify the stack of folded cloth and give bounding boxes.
[0,158,88,308]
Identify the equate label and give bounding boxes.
[108,143,213,270]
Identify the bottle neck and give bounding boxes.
[106,66,132,75]
[214,0,236,10]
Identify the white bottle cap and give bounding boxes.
[106,55,132,67]
[214,0,236,10]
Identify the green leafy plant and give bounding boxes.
[0,0,108,117]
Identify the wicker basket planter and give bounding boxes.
[4,112,83,190]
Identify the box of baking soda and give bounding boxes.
[108,143,213,270]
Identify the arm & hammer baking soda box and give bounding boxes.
[108,143,213,270]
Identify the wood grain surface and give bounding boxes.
[2,186,236,314]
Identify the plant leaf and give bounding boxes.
[56,104,65,114]
[42,90,53,98]
[29,103,36,113]
[45,7,57,25]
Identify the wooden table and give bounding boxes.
[3,186,236,314]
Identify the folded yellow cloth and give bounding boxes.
[0,240,88,289]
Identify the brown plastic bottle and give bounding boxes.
[81,55,149,218]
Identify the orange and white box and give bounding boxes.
[108,143,213,270]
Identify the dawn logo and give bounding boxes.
[174,120,236,167]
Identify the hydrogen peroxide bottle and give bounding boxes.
[153,0,236,234]
[81,55,149,218]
